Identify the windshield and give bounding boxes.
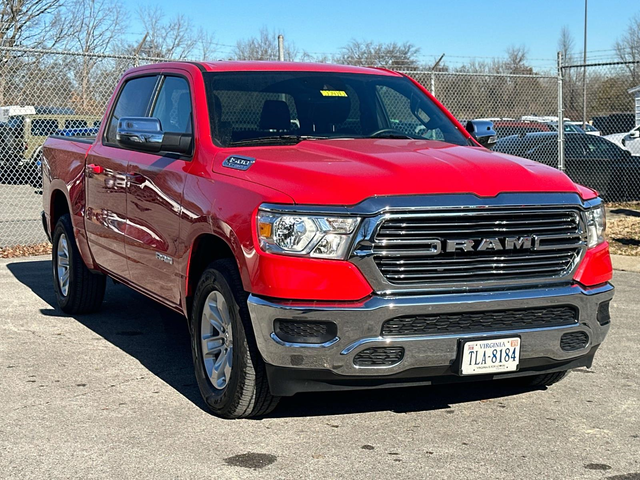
[203,71,468,147]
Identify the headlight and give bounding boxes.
[586,204,606,248]
[257,209,360,259]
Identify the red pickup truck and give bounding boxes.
[42,61,613,418]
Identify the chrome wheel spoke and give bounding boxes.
[56,233,71,297]
[200,289,234,390]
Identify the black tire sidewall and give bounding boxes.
[190,264,250,415]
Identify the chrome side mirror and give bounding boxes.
[466,120,497,149]
[116,117,164,152]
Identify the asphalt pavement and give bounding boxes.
[1,256,639,479]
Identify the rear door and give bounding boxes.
[85,75,159,278]
[124,73,193,305]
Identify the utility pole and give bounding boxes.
[430,53,445,97]
[582,0,588,129]
[134,33,148,67]
[278,35,284,62]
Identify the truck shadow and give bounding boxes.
[8,259,541,419]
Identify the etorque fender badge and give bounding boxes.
[222,155,255,171]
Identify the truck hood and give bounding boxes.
[214,139,584,205]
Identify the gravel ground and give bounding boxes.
[0,183,45,248]
[0,256,638,479]
[607,205,640,257]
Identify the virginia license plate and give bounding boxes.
[460,337,521,375]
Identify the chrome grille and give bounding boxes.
[372,208,585,286]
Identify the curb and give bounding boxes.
[611,254,640,273]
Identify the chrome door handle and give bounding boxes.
[126,172,145,186]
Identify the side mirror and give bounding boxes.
[116,117,192,155]
[117,117,163,152]
[466,120,497,149]
[629,130,640,139]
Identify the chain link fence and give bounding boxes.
[0,46,169,247]
[558,60,640,203]
[1,46,639,247]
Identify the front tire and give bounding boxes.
[508,370,569,388]
[52,214,106,314]
[190,259,279,419]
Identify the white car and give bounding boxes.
[605,125,640,156]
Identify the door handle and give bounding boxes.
[87,163,104,175]
[126,172,145,186]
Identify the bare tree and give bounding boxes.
[61,0,127,112]
[135,6,216,60]
[335,40,420,70]
[232,27,298,61]
[614,13,640,84]
[0,0,65,47]
[558,26,581,118]
[503,45,532,74]
[0,0,69,102]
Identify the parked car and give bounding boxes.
[1,113,102,165]
[592,114,635,136]
[546,122,585,134]
[492,120,551,139]
[42,61,613,418]
[604,125,640,156]
[494,132,640,201]
[0,113,101,184]
[568,121,601,136]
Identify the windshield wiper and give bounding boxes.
[227,135,329,147]
[367,133,417,140]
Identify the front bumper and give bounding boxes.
[247,283,613,396]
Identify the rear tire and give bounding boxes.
[190,259,279,419]
[52,214,106,314]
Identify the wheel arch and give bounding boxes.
[185,233,243,318]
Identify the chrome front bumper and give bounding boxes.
[247,283,613,383]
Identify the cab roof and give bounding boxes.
[129,61,401,76]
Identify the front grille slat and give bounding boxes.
[378,224,577,236]
[382,306,578,336]
[385,266,567,280]
[380,258,573,272]
[383,216,576,227]
[372,208,584,286]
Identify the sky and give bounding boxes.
[130,0,639,69]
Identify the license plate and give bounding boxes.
[460,337,520,375]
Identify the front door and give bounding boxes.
[85,75,158,278]
[125,74,193,305]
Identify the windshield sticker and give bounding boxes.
[222,155,255,171]
[320,90,348,97]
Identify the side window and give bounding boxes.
[106,75,158,143]
[151,76,192,134]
